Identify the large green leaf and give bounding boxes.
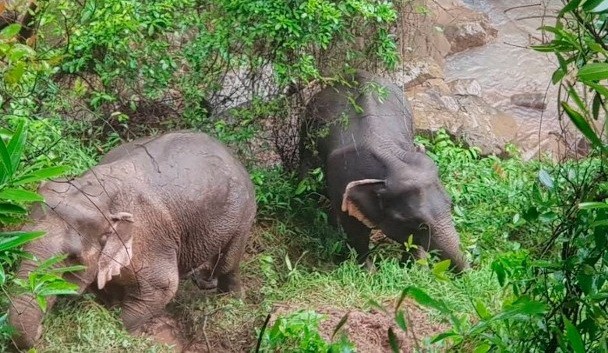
[564,317,585,353]
[0,136,12,184]
[583,0,606,12]
[585,81,608,97]
[0,188,43,202]
[578,63,608,82]
[14,166,68,185]
[561,101,604,150]
[387,328,399,353]
[401,286,449,313]
[0,23,21,40]
[0,202,27,215]
[0,231,45,252]
[6,121,26,173]
[560,0,582,15]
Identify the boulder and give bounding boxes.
[510,93,547,110]
[434,4,497,54]
[408,82,518,156]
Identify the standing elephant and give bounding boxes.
[300,71,469,272]
[8,131,256,349]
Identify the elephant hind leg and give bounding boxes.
[215,233,247,296]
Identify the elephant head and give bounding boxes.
[9,178,134,348]
[340,151,469,272]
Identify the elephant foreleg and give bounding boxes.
[120,262,179,332]
[339,215,373,270]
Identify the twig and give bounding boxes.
[505,4,542,14]
[203,313,211,353]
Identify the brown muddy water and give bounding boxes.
[445,0,562,133]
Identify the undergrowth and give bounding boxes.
[24,131,547,352]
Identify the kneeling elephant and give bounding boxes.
[9,131,256,349]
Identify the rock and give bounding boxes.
[510,93,547,110]
[397,0,452,65]
[408,83,518,156]
[435,5,498,54]
[447,78,482,96]
[392,60,445,89]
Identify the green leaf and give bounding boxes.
[6,121,25,172]
[0,267,5,286]
[492,297,547,321]
[402,286,449,313]
[14,166,68,185]
[430,331,459,344]
[395,310,407,331]
[0,136,12,183]
[564,317,585,353]
[4,62,25,85]
[491,261,507,286]
[561,101,604,150]
[552,68,566,84]
[560,0,582,15]
[578,63,608,82]
[474,344,491,353]
[0,202,27,215]
[579,201,608,209]
[0,188,43,202]
[589,0,608,12]
[0,23,21,40]
[583,0,606,11]
[331,313,349,340]
[0,231,45,251]
[585,81,608,97]
[395,287,408,311]
[388,327,400,353]
[36,295,47,312]
[592,92,601,120]
[367,298,388,314]
[432,259,451,280]
[474,299,492,320]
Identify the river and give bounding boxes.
[445,0,563,137]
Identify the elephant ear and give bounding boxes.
[97,212,134,289]
[341,179,386,228]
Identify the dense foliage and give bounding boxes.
[1,0,607,352]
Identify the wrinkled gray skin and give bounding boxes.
[8,132,256,349]
[300,71,469,272]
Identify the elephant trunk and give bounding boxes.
[432,216,470,273]
[7,234,87,349]
[8,257,57,349]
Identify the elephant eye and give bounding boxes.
[99,233,109,246]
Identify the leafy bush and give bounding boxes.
[0,122,82,349]
[257,310,354,353]
[396,2,608,351]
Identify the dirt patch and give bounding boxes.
[270,302,448,353]
[141,315,185,351]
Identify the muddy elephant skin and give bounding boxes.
[300,71,469,272]
[8,132,256,349]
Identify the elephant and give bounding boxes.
[8,131,256,349]
[299,70,469,272]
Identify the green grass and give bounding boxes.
[40,297,173,353]
[8,132,550,352]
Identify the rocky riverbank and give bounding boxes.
[393,0,587,161]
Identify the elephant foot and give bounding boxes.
[360,258,376,273]
[192,276,218,290]
[217,272,243,298]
